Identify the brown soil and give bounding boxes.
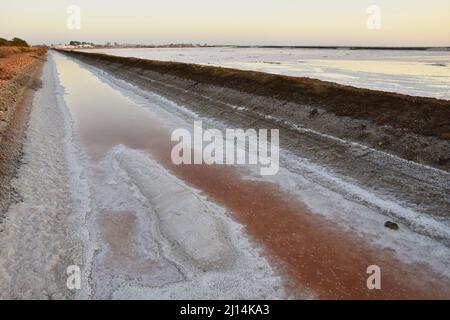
[61,49,450,140]
[0,48,47,216]
[0,47,46,84]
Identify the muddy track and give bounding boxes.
[58,50,450,241]
[0,54,46,217]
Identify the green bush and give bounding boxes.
[0,38,9,46]
[0,37,29,47]
[10,37,29,47]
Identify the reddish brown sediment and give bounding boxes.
[97,211,141,269]
[78,115,450,299]
[96,211,183,284]
[155,148,450,299]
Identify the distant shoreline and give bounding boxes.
[58,44,450,52]
[230,45,450,51]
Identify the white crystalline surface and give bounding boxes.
[0,52,288,299]
[0,52,91,299]
[82,47,450,100]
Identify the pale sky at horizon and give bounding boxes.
[1,0,449,46]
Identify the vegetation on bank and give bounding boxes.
[0,46,39,58]
[0,38,35,58]
[0,37,29,47]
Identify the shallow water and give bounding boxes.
[54,52,288,299]
[52,52,450,298]
[82,47,450,99]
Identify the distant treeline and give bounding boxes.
[0,37,29,47]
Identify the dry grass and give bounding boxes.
[0,47,47,84]
[0,47,40,58]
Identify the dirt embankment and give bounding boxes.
[0,47,46,84]
[59,49,450,171]
[61,49,450,139]
[0,47,47,216]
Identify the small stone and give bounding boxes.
[309,108,319,118]
[384,221,399,230]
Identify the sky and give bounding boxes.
[1,0,449,46]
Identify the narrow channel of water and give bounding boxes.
[54,52,450,299]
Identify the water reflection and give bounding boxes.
[83,47,450,99]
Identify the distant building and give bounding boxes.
[61,41,94,49]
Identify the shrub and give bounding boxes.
[10,37,29,47]
[0,38,9,46]
[0,37,29,47]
